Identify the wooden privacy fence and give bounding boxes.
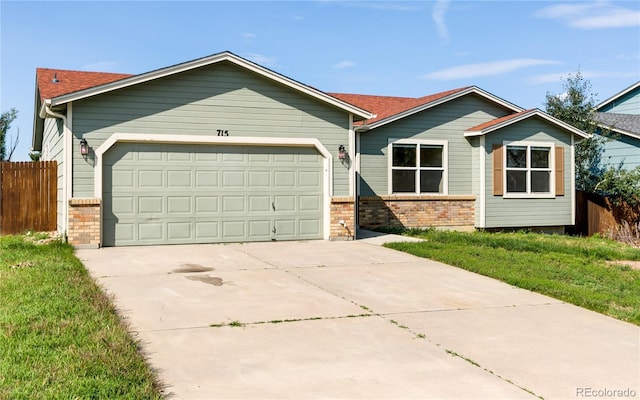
[574,191,640,236]
[0,161,57,235]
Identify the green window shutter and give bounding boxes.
[555,147,564,196]
[492,144,503,196]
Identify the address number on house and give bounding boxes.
[217,130,229,136]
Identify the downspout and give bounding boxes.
[348,115,356,239]
[43,103,71,236]
[353,123,370,237]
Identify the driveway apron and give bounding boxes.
[77,237,640,399]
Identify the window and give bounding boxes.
[389,140,447,194]
[504,142,553,196]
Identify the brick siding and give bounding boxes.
[67,198,101,248]
[359,195,475,230]
[330,197,355,240]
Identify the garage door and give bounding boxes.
[102,143,324,246]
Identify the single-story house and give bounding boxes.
[32,51,589,247]
[593,81,640,170]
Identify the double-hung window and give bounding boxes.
[389,139,447,194]
[504,141,554,197]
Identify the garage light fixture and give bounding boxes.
[79,138,89,157]
[338,145,347,161]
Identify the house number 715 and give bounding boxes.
[217,130,229,136]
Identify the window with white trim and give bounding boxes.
[389,140,447,194]
[504,142,554,196]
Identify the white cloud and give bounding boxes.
[333,61,355,69]
[527,72,573,85]
[536,1,640,29]
[323,1,417,12]
[432,0,450,42]
[81,61,120,71]
[421,59,560,81]
[244,53,278,67]
[242,32,256,39]
[526,69,639,85]
[615,53,640,61]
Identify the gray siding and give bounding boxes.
[602,135,640,170]
[483,118,573,228]
[41,118,64,231]
[71,61,352,197]
[358,94,511,196]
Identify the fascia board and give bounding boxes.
[539,111,591,138]
[464,110,536,137]
[49,52,373,120]
[464,109,591,139]
[363,86,524,131]
[598,124,640,141]
[228,55,374,119]
[468,86,525,113]
[32,85,44,151]
[596,81,640,110]
[50,53,230,106]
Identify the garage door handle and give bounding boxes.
[272,202,276,211]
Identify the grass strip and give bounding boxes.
[384,230,640,325]
[0,235,162,399]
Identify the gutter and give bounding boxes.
[43,103,70,236]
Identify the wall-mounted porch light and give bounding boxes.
[338,145,347,161]
[79,138,89,157]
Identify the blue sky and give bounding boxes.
[1,0,639,161]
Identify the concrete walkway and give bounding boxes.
[77,234,639,399]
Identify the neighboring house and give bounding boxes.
[32,51,588,247]
[594,81,640,170]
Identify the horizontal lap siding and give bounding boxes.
[71,61,351,197]
[600,90,640,114]
[42,118,64,231]
[359,95,510,196]
[483,119,573,228]
[602,135,640,170]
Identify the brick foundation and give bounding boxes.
[68,198,101,248]
[359,195,475,230]
[330,197,355,240]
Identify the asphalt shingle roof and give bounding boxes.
[37,68,133,101]
[329,88,470,125]
[594,112,640,136]
[465,109,533,132]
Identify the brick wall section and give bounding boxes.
[359,195,475,230]
[68,198,101,248]
[330,197,355,240]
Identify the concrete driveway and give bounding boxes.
[77,233,640,400]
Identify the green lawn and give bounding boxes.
[0,234,163,399]
[384,230,640,325]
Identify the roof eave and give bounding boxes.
[595,81,640,111]
[597,123,640,141]
[464,109,590,139]
[49,51,373,120]
[32,85,44,151]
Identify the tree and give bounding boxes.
[0,108,19,161]
[544,72,608,194]
[29,151,42,161]
[545,72,640,206]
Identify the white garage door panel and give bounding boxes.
[103,143,323,246]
